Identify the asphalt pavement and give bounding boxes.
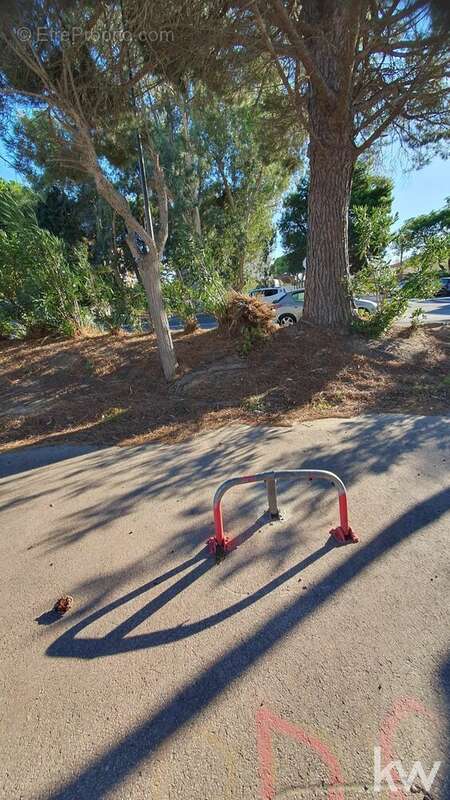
[404,296,450,324]
[1,415,449,799]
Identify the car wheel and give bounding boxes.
[278,313,297,326]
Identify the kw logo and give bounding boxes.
[257,696,442,799]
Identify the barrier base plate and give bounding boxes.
[329,526,359,545]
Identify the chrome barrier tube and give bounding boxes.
[207,469,358,559]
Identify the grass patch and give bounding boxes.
[243,394,267,414]
[100,406,127,422]
[311,392,334,412]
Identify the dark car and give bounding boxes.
[435,277,450,297]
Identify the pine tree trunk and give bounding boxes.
[237,251,246,291]
[88,163,177,381]
[139,252,178,380]
[302,140,355,329]
[300,0,359,330]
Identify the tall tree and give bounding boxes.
[35,186,86,247]
[279,160,394,274]
[395,198,450,252]
[10,109,150,280]
[0,1,183,378]
[154,76,300,290]
[194,87,300,288]
[224,1,449,328]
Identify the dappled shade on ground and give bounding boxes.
[0,322,449,450]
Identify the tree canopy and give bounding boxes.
[0,0,449,356]
[395,198,450,254]
[221,0,450,327]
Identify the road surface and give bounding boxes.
[1,415,449,799]
[404,296,450,324]
[168,298,450,331]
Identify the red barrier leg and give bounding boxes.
[207,500,232,560]
[329,492,358,544]
[206,469,359,562]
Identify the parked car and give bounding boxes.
[399,275,450,298]
[435,276,450,297]
[248,286,287,304]
[272,290,377,326]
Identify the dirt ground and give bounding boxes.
[0,322,449,450]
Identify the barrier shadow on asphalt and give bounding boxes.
[44,485,450,800]
[3,417,447,576]
[46,537,335,660]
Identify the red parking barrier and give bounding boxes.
[207,469,358,560]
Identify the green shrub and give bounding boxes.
[0,186,106,338]
[410,307,426,330]
[351,295,408,337]
[163,227,227,330]
[238,326,267,356]
[0,301,26,339]
[351,235,448,338]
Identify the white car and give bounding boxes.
[272,289,377,326]
[248,286,287,304]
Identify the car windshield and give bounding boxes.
[288,291,304,303]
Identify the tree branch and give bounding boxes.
[252,1,311,134]
[265,0,337,107]
[357,47,442,152]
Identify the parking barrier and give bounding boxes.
[207,469,358,560]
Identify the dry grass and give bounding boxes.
[0,322,449,451]
[218,292,277,338]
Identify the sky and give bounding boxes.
[388,154,449,228]
[0,146,18,183]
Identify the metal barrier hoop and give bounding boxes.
[207,469,358,559]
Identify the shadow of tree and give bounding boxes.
[42,485,449,800]
[1,414,448,624]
